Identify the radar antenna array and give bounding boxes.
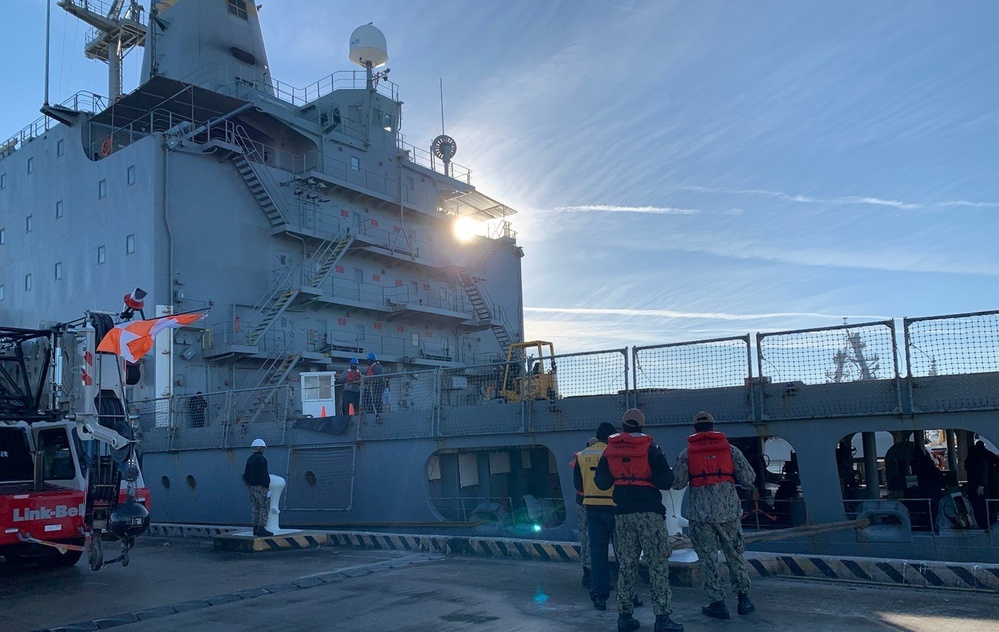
[432,134,457,176]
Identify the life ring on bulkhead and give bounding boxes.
[100,136,113,157]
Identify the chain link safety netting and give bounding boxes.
[905,310,999,412]
[356,370,434,440]
[132,388,289,452]
[439,361,524,436]
[528,349,629,433]
[633,337,753,425]
[758,321,899,419]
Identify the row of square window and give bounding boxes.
[0,237,137,299]
[1,164,136,190]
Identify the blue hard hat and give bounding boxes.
[367,352,377,361]
[350,358,358,365]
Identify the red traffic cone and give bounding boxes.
[348,403,355,416]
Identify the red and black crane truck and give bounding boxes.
[1,300,150,570]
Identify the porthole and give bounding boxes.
[161,476,171,490]
[304,470,317,487]
[186,475,197,490]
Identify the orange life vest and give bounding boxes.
[687,431,735,487]
[604,433,656,488]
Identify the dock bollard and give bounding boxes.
[266,474,286,534]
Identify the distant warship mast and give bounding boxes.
[57,0,147,101]
[826,327,879,383]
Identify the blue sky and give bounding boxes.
[3,1,999,354]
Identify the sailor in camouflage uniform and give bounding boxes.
[570,437,599,588]
[596,409,684,632]
[672,411,757,620]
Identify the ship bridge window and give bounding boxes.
[350,156,360,172]
[24,273,31,291]
[57,139,64,157]
[55,200,64,218]
[0,284,4,301]
[1,173,6,189]
[54,262,62,280]
[27,157,34,174]
[126,234,135,255]
[25,214,32,233]
[98,179,107,199]
[97,244,106,265]
[227,0,248,20]
[127,165,136,185]
[0,227,5,244]
[381,112,397,133]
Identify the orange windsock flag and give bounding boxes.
[96,312,208,362]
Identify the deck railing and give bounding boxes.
[136,308,999,452]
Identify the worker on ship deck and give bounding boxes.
[340,359,362,416]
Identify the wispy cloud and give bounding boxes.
[524,306,876,321]
[679,186,923,209]
[937,200,999,209]
[680,185,999,211]
[543,205,700,215]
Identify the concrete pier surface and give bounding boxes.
[3,537,997,632]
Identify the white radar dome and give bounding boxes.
[349,24,389,68]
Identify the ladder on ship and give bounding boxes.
[244,234,352,346]
[230,125,288,228]
[238,343,302,426]
[458,269,514,357]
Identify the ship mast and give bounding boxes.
[826,324,880,383]
[58,0,147,101]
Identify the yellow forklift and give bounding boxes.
[495,341,559,403]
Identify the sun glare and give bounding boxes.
[453,217,478,242]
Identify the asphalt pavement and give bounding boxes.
[3,537,997,631]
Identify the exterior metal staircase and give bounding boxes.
[231,125,287,228]
[244,232,352,346]
[305,234,353,289]
[458,269,514,357]
[239,340,302,426]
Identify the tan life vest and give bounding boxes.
[577,442,615,506]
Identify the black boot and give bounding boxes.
[617,613,641,632]
[654,615,684,632]
[701,601,730,620]
[592,596,607,611]
[581,566,591,588]
[737,593,756,615]
[258,527,274,537]
[252,526,260,537]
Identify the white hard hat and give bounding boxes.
[251,438,266,448]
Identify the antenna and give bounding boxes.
[44,0,51,106]
[432,79,456,176]
[59,0,147,101]
[348,23,389,92]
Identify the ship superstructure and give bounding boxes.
[1,0,523,406]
